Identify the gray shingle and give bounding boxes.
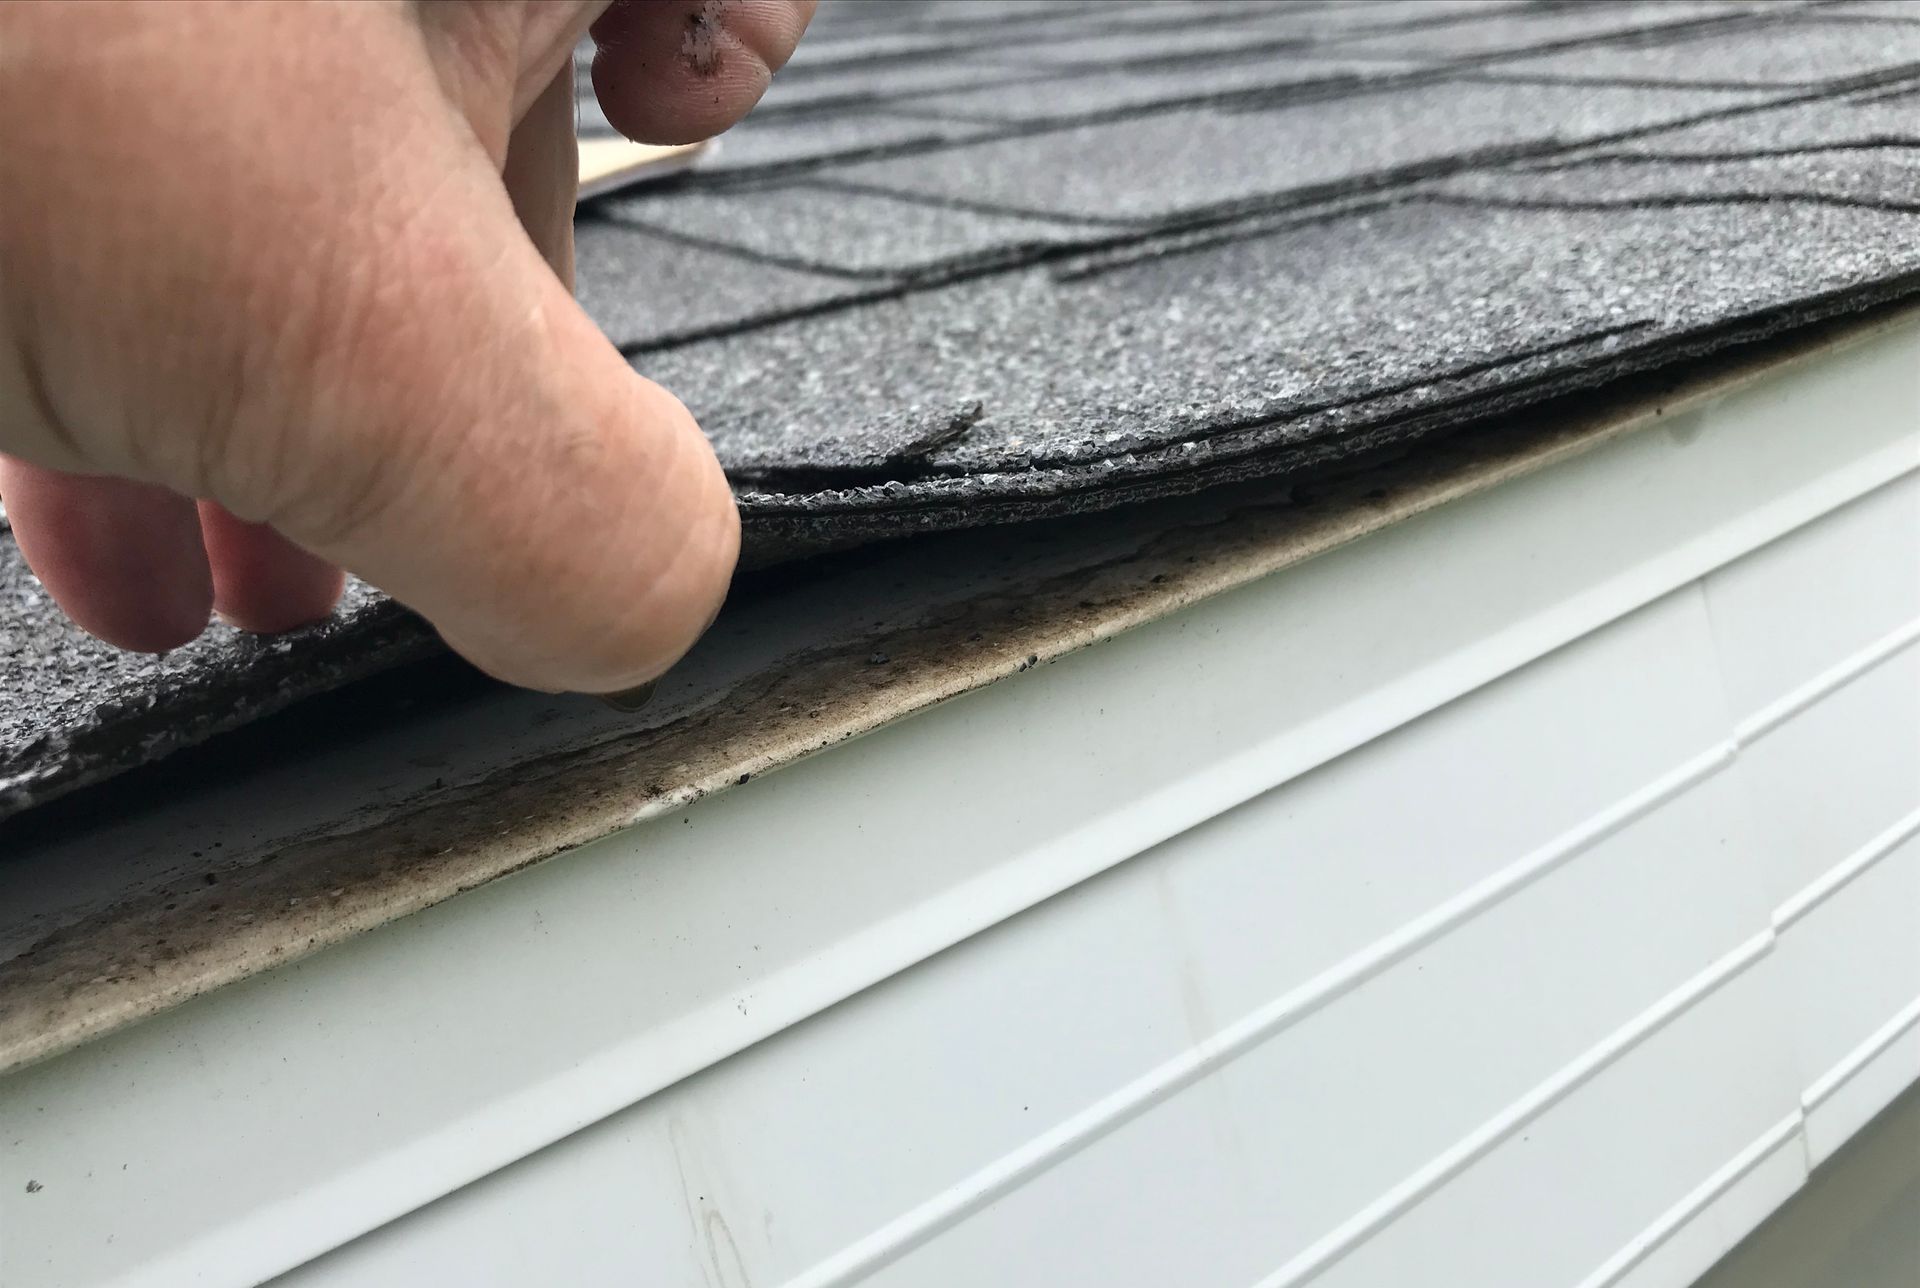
[1319,1,1771,61]
[1544,86,1920,158]
[0,557,435,821]
[823,81,1778,224]
[1822,2,1920,17]
[1432,150,1920,209]
[9,0,1920,821]
[813,0,1120,37]
[969,11,1351,70]
[572,220,871,349]
[901,53,1432,126]
[646,199,1920,501]
[811,0,1329,43]
[1489,16,1920,87]
[991,1,1746,71]
[1233,1,1542,41]
[753,56,1042,116]
[769,27,991,69]
[702,109,1002,174]
[594,183,1090,278]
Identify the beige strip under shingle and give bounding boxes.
[576,137,710,201]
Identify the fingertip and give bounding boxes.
[429,379,741,696]
[96,587,213,656]
[590,0,814,145]
[250,120,741,696]
[0,459,213,653]
[198,501,345,635]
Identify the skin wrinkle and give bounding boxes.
[0,295,84,476]
[423,3,607,158]
[516,5,612,116]
[506,71,580,285]
[225,180,390,524]
[186,165,381,517]
[261,88,552,550]
[243,218,438,544]
[558,426,711,688]
[0,48,78,475]
[451,484,711,691]
[0,83,131,479]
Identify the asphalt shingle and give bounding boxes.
[701,109,1001,174]
[8,0,1920,819]
[594,183,1089,278]
[1431,150,1920,210]
[572,219,872,349]
[0,558,435,820]
[898,53,1433,126]
[822,81,1778,224]
[652,199,1920,501]
[1488,15,1920,87]
[1318,0,1770,61]
[1538,85,1920,158]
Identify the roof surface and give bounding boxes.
[15,300,1902,1074]
[6,0,1920,817]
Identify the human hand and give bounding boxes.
[0,0,814,692]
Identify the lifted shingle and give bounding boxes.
[7,0,1920,820]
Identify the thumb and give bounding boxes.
[256,112,739,693]
[0,1,738,692]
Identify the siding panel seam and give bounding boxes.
[781,744,1742,1288]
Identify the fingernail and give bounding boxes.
[600,679,659,713]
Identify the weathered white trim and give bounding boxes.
[4,307,1918,1288]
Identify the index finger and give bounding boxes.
[589,0,818,146]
